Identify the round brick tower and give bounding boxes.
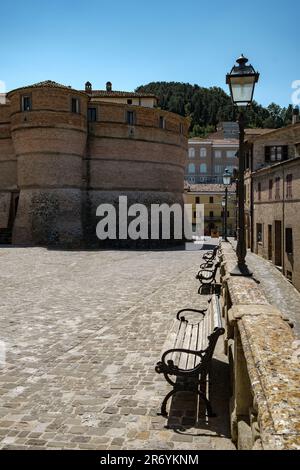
[7,81,88,246]
[85,100,189,247]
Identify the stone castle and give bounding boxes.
[0,80,189,247]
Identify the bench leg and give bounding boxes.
[197,390,216,418]
[159,386,217,419]
[159,389,178,418]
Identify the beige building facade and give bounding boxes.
[184,183,236,237]
[186,131,239,185]
[245,120,300,291]
[0,80,189,247]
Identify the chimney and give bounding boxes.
[85,81,92,92]
[106,81,112,92]
[292,107,299,124]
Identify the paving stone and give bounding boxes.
[0,243,234,450]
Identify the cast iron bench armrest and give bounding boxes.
[176,308,207,321]
[155,348,205,375]
[200,260,214,269]
[196,269,214,279]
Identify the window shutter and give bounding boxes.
[282,146,288,161]
[285,228,293,254]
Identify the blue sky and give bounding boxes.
[1,0,299,107]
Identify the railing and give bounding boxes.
[220,242,299,450]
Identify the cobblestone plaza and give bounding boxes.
[0,246,235,450]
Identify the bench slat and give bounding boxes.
[187,323,200,370]
[172,320,188,366]
[179,324,194,369]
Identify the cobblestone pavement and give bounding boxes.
[241,249,300,338]
[0,246,234,450]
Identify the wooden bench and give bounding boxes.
[155,295,225,418]
[196,262,220,293]
[202,244,220,263]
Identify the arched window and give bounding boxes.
[188,163,195,174]
[200,163,207,173]
[189,147,195,158]
[200,147,207,157]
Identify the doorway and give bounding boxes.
[268,224,272,260]
[274,220,282,266]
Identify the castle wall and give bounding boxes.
[8,86,88,246]
[0,103,17,234]
[84,102,188,246]
[2,83,188,247]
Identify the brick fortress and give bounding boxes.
[0,80,189,246]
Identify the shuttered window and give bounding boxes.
[285,228,293,255]
[265,146,288,162]
[87,107,97,122]
[127,110,135,125]
[286,174,293,198]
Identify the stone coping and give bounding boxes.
[239,317,300,449]
[221,242,300,450]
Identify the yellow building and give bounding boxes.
[184,183,236,237]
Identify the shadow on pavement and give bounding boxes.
[161,358,232,440]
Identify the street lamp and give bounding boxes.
[222,168,231,241]
[232,167,239,241]
[226,55,259,276]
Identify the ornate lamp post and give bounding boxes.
[226,55,259,276]
[222,168,231,241]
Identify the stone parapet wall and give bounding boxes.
[220,241,300,450]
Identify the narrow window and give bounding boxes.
[275,177,280,199]
[127,110,135,125]
[256,223,263,243]
[209,211,214,218]
[200,163,207,174]
[179,123,183,134]
[282,146,288,161]
[188,163,195,174]
[285,228,293,255]
[265,146,271,162]
[286,174,293,198]
[209,197,214,203]
[71,98,80,113]
[22,95,31,111]
[127,99,133,105]
[189,147,195,158]
[159,116,166,129]
[258,182,261,201]
[200,147,207,157]
[269,179,273,200]
[87,107,97,122]
[195,197,200,204]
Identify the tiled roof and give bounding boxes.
[184,183,236,193]
[188,138,238,145]
[7,80,87,97]
[210,139,238,145]
[85,90,158,99]
[245,128,275,135]
[16,80,73,90]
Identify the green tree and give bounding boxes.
[135,82,289,136]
